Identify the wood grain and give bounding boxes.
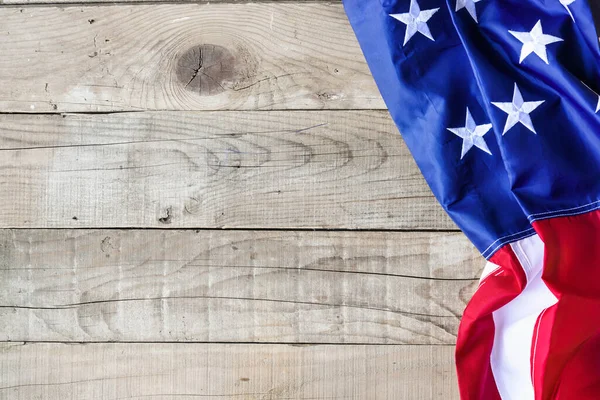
[0,1,470,397]
[0,342,459,400]
[0,111,454,229]
[0,229,481,344]
[1,0,336,4]
[0,4,383,112]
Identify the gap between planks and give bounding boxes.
[0,227,461,232]
[0,341,454,345]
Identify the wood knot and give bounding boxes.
[176,44,238,96]
[158,207,173,224]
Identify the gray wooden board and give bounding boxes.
[0,4,384,112]
[1,0,340,4]
[0,111,455,229]
[0,229,481,344]
[0,342,460,400]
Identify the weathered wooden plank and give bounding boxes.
[0,342,459,400]
[2,0,340,3]
[4,0,336,3]
[0,111,454,229]
[0,4,383,112]
[0,229,481,343]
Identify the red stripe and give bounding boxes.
[532,209,600,400]
[455,245,527,400]
[554,332,600,399]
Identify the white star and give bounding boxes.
[492,84,545,135]
[456,0,483,23]
[390,0,440,46]
[596,96,600,113]
[560,0,576,21]
[447,108,493,159]
[509,21,563,64]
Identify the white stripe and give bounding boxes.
[481,227,536,258]
[489,234,558,400]
[479,262,501,283]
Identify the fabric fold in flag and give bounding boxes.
[342,0,600,398]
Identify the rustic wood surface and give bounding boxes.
[0,1,475,398]
[2,0,336,3]
[0,343,459,399]
[0,229,480,344]
[0,4,383,112]
[0,111,453,229]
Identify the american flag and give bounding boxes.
[342,0,600,398]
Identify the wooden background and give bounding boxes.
[0,1,481,399]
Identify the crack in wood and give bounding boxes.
[1,295,460,319]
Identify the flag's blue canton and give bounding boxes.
[343,0,600,258]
